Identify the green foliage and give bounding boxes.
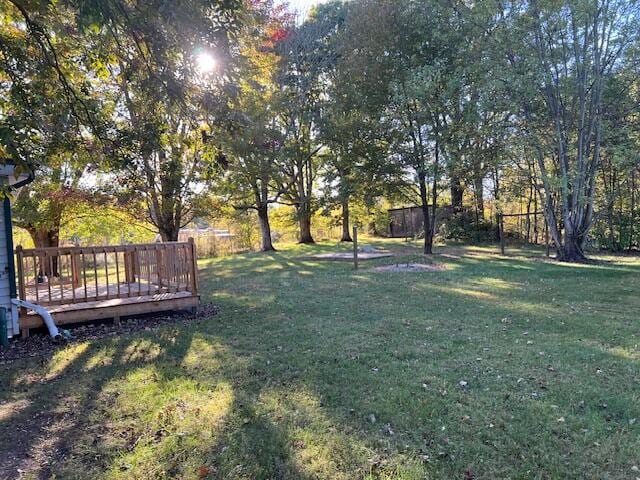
[62,205,155,246]
[0,1,104,169]
[438,213,496,244]
[2,0,640,256]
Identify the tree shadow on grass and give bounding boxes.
[0,317,328,479]
[0,326,199,479]
[2,246,640,479]
[0,339,122,479]
[194,279,640,478]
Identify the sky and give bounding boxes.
[286,0,329,18]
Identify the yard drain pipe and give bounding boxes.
[11,299,62,340]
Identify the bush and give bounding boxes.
[437,213,496,243]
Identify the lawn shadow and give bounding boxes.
[0,325,198,479]
[2,242,640,478]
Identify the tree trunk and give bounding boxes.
[558,234,587,262]
[533,185,539,244]
[552,215,587,262]
[451,178,464,214]
[340,198,352,242]
[629,172,636,251]
[419,172,433,255]
[473,174,484,220]
[492,168,502,241]
[257,205,275,252]
[430,141,440,249]
[29,228,60,277]
[298,204,314,244]
[293,153,315,244]
[159,226,180,242]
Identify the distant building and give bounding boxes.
[388,206,453,238]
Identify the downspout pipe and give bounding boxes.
[11,298,62,340]
[9,167,35,190]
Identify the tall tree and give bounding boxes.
[2,0,243,241]
[1,1,110,255]
[11,152,93,250]
[494,0,640,261]
[311,1,359,242]
[90,0,242,241]
[214,0,293,251]
[346,0,470,254]
[275,10,334,243]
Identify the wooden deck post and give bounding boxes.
[71,253,81,288]
[157,246,164,288]
[124,249,138,283]
[124,251,131,283]
[188,238,198,296]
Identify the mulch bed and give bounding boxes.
[0,303,219,364]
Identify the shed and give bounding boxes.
[388,205,453,238]
[389,206,424,238]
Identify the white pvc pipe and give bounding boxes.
[11,298,61,340]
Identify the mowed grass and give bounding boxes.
[1,239,639,479]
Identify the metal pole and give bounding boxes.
[353,226,358,270]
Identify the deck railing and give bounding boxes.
[15,240,198,307]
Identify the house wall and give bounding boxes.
[0,199,18,338]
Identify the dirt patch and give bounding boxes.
[310,252,394,261]
[0,303,219,364]
[369,262,447,272]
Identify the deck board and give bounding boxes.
[19,291,199,332]
[23,290,194,315]
[24,280,189,305]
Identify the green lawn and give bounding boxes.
[1,240,639,479]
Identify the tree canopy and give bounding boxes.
[1,0,639,261]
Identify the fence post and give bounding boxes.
[353,226,358,270]
[499,214,505,255]
[188,238,199,296]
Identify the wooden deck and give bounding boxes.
[16,241,199,337]
[23,280,190,304]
